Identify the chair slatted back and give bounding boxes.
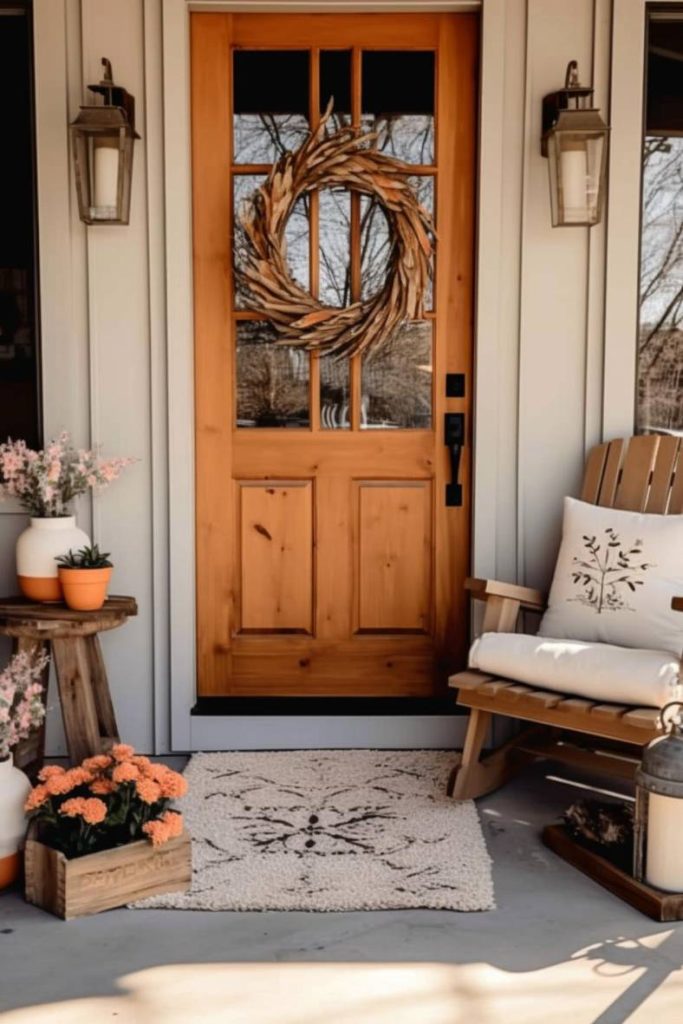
[581,435,683,514]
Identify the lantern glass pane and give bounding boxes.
[550,130,606,227]
[90,136,120,221]
[71,124,134,225]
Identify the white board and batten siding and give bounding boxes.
[0,0,653,752]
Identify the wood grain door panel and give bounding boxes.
[356,482,432,633]
[239,482,313,633]
[192,12,477,697]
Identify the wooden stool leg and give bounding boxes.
[84,636,119,749]
[52,637,102,764]
[12,637,50,780]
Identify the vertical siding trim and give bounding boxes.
[473,0,513,581]
[583,0,610,452]
[602,0,646,438]
[163,0,196,750]
[144,0,171,753]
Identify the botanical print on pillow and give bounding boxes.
[538,497,683,656]
[570,528,654,614]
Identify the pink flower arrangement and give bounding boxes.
[25,744,187,859]
[0,432,134,518]
[0,650,49,761]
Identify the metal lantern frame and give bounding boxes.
[70,58,140,226]
[541,60,610,228]
[634,700,683,884]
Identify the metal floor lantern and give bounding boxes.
[541,60,609,227]
[70,58,140,226]
[634,701,683,893]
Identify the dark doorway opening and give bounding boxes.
[0,2,41,447]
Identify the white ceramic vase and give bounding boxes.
[0,756,31,889]
[16,516,91,603]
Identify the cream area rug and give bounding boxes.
[133,750,494,912]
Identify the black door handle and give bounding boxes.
[444,412,464,507]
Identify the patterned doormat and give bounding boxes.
[132,750,494,912]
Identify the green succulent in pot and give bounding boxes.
[56,545,114,612]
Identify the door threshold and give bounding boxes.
[192,697,465,717]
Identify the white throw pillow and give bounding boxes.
[538,497,683,657]
[468,632,680,708]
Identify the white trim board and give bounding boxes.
[190,715,470,751]
[602,0,646,440]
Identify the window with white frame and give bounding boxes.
[638,11,683,435]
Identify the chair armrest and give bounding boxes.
[465,577,546,612]
[672,597,683,613]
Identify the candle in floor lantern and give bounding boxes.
[645,792,683,892]
[635,701,683,894]
[559,145,588,223]
[93,145,119,218]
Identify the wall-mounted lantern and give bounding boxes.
[541,60,609,227]
[634,702,683,892]
[69,58,140,226]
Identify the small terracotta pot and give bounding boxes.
[58,567,113,612]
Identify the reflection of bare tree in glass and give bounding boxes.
[236,321,309,427]
[361,114,434,165]
[639,137,683,432]
[233,114,310,164]
[362,321,432,429]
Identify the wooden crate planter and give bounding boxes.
[24,830,191,920]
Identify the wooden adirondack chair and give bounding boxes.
[448,435,683,800]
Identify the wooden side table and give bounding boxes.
[0,597,137,772]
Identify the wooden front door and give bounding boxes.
[192,12,477,698]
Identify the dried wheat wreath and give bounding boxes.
[238,107,435,359]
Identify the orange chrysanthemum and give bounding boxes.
[160,810,184,838]
[58,796,107,825]
[135,778,162,805]
[142,819,171,847]
[81,798,107,825]
[25,785,49,811]
[82,754,112,772]
[112,743,135,762]
[67,767,94,787]
[112,762,139,784]
[59,797,88,818]
[37,765,66,782]
[159,771,188,800]
[45,772,77,796]
[90,778,116,796]
[132,754,152,772]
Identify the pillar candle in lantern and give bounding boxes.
[646,792,683,892]
[634,701,683,894]
[93,145,119,217]
[560,145,588,223]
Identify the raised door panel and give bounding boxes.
[239,482,313,632]
[356,482,432,632]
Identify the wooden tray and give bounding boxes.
[543,824,683,922]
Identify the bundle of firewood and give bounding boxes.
[563,799,634,849]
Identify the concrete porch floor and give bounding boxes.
[1,760,683,1023]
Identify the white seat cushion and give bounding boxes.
[538,497,683,657]
[469,632,680,708]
